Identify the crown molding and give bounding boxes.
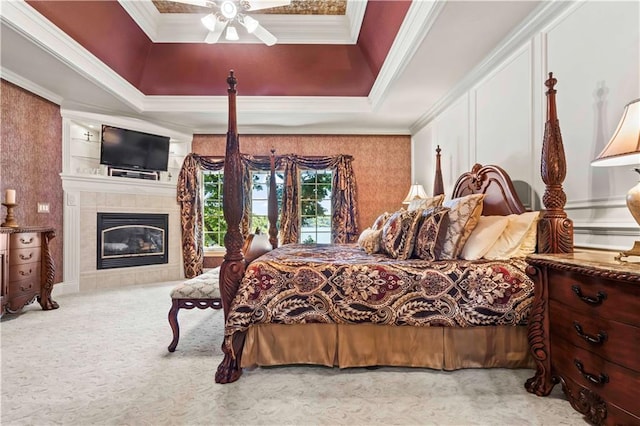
[1,0,146,112]
[345,0,367,43]
[368,0,445,109]
[143,95,371,113]
[117,0,160,40]
[1,67,64,105]
[119,0,363,44]
[409,0,577,134]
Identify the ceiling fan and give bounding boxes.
[171,0,292,46]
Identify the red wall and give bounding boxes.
[1,80,64,284]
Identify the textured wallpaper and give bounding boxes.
[192,134,413,233]
[1,80,63,283]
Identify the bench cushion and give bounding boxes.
[170,267,221,299]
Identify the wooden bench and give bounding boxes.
[167,267,222,352]
[167,231,273,352]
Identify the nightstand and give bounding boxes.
[525,250,640,425]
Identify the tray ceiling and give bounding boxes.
[151,0,347,15]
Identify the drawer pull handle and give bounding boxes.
[573,322,607,345]
[571,285,607,306]
[574,359,609,385]
[19,253,33,261]
[19,283,32,292]
[18,268,33,277]
[19,237,34,244]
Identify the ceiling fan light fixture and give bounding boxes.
[220,1,238,19]
[225,25,239,41]
[205,29,223,44]
[241,15,259,34]
[201,13,219,32]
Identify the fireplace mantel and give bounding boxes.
[60,174,183,295]
[61,173,176,197]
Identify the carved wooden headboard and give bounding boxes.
[451,163,526,216]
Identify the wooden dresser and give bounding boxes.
[0,226,57,316]
[525,250,640,425]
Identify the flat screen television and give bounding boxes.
[100,125,170,172]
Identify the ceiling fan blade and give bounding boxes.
[245,0,292,12]
[204,19,228,44]
[252,23,277,46]
[170,0,211,7]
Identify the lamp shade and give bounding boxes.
[592,98,640,167]
[402,183,428,204]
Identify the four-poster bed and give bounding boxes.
[213,71,573,384]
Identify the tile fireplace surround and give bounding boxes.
[60,174,182,294]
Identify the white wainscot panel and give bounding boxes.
[433,93,470,196]
[546,1,640,204]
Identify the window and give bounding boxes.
[202,170,225,250]
[202,168,332,248]
[250,170,283,233]
[300,169,332,244]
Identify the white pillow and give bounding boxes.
[483,211,541,260]
[460,215,510,260]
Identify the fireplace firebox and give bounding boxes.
[97,213,168,270]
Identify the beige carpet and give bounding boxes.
[1,280,586,426]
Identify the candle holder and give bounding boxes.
[1,203,18,227]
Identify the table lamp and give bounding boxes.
[402,183,428,204]
[591,98,640,260]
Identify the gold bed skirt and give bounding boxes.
[241,324,534,370]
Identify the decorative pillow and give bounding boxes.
[371,212,391,231]
[439,194,485,259]
[381,209,424,260]
[357,228,383,254]
[413,207,450,260]
[408,194,445,212]
[460,215,510,260]
[484,211,541,260]
[510,215,540,257]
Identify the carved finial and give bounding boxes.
[436,145,441,155]
[270,148,276,156]
[227,70,237,92]
[545,72,557,93]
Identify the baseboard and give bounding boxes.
[52,280,79,297]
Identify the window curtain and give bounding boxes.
[278,154,358,244]
[279,157,300,244]
[177,153,224,278]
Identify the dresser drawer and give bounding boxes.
[552,337,640,417]
[10,232,41,249]
[548,269,640,327]
[0,233,7,250]
[9,262,41,284]
[549,300,640,372]
[6,281,39,312]
[561,374,640,426]
[9,247,41,266]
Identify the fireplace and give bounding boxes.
[97,213,168,270]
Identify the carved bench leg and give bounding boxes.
[167,300,181,352]
[168,298,223,353]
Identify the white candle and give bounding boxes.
[5,189,16,204]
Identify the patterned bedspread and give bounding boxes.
[224,244,534,344]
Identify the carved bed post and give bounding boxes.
[268,149,279,249]
[433,145,444,196]
[538,72,573,253]
[525,73,574,396]
[216,71,245,384]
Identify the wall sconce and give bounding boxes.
[591,98,640,260]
